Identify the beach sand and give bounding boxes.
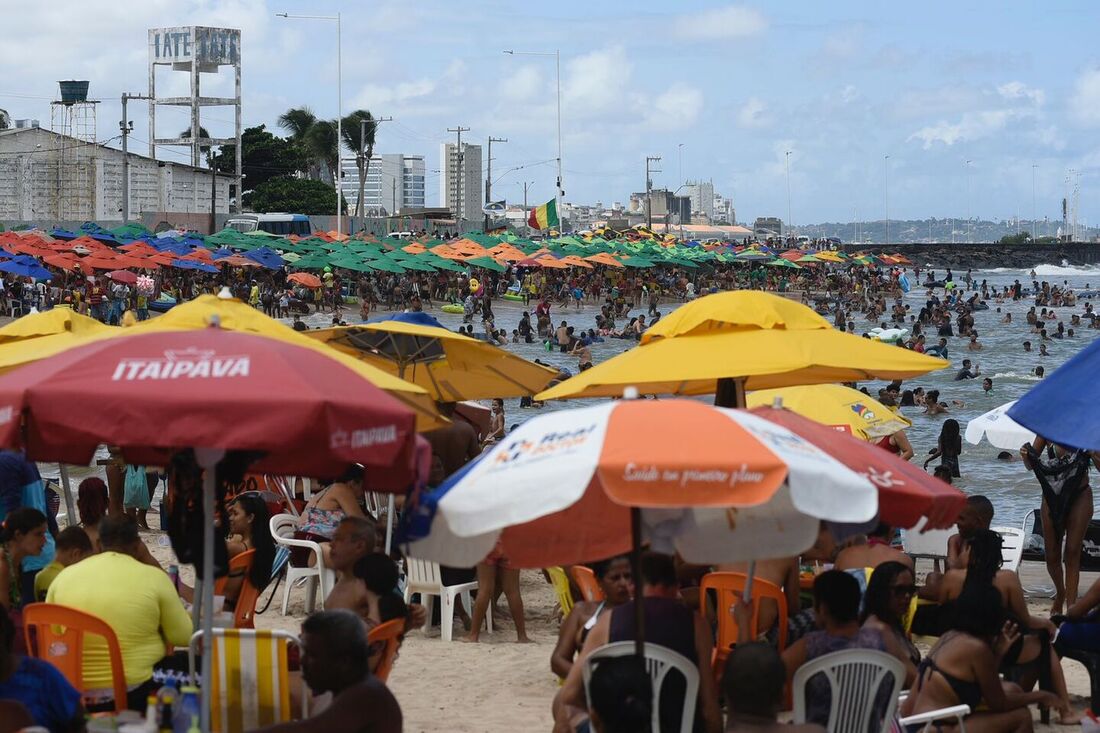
[143,525,1095,732]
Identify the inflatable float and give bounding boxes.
[868,327,909,344]
[503,293,526,302]
[149,296,177,313]
[441,304,464,314]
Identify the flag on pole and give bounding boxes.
[527,198,559,230]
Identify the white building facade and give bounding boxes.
[439,142,482,222]
[340,153,426,215]
[0,127,230,222]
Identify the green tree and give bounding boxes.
[0,109,10,130]
[179,125,216,167]
[213,125,309,190]
[305,119,339,186]
[278,107,326,181]
[245,178,346,214]
[341,110,377,217]
[999,232,1032,245]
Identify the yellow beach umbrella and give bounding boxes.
[306,320,559,401]
[0,309,117,375]
[536,292,948,405]
[746,384,911,441]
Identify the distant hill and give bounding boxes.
[783,218,1097,244]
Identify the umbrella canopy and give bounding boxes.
[306,320,559,401]
[404,399,877,568]
[0,326,419,478]
[537,292,948,402]
[288,272,323,288]
[1007,338,1100,450]
[0,308,112,345]
[748,406,964,530]
[465,255,507,273]
[107,270,138,285]
[966,400,1035,450]
[746,384,912,441]
[0,259,52,280]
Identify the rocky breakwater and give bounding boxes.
[839,242,1100,269]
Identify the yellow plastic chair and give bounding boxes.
[546,567,574,618]
[188,628,306,733]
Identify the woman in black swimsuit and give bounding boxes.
[549,556,632,679]
[860,561,920,682]
[901,585,1058,733]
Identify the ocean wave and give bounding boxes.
[991,371,1041,381]
[982,260,1100,278]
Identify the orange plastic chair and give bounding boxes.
[22,602,128,713]
[700,571,789,679]
[570,565,605,603]
[367,618,405,683]
[214,549,259,629]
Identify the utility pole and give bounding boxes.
[1032,163,1038,242]
[966,160,973,244]
[645,155,662,230]
[519,181,533,236]
[785,150,793,239]
[447,126,470,225]
[120,92,152,223]
[884,155,890,245]
[485,135,507,231]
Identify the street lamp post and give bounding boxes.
[278,11,342,236]
[884,155,890,245]
[966,159,972,244]
[504,49,563,204]
[1032,163,1038,242]
[785,150,792,240]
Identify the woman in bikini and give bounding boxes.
[901,584,1058,733]
[938,529,1080,724]
[550,556,633,679]
[860,561,920,683]
[293,465,369,569]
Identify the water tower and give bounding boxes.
[50,80,99,220]
[148,26,242,211]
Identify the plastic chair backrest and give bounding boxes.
[214,549,256,596]
[22,602,128,713]
[582,641,699,733]
[367,618,405,683]
[902,518,954,570]
[546,567,575,618]
[570,566,605,603]
[792,649,904,733]
[700,571,788,653]
[993,526,1025,572]
[189,629,304,733]
[406,558,442,590]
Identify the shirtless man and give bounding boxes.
[715,558,800,638]
[486,399,505,443]
[423,402,481,476]
[833,524,914,572]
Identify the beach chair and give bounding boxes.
[269,513,334,615]
[992,526,1025,572]
[367,618,405,683]
[546,567,575,618]
[22,602,128,714]
[902,517,954,573]
[188,628,306,733]
[403,557,490,642]
[583,641,699,733]
[213,550,260,629]
[570,565,605,602]
[792,649,904,733]
[700,571,787,681]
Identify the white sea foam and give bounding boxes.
[982,260,1100,278]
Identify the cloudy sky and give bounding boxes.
[2,1,1099,225]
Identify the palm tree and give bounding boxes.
[278,107,320,179]
[341,110,377,217]
[0,109,10,130]
[305,119,339,187]
[179,126,215,167]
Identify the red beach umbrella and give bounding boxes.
[107,270,138,285]
[749,406,965,530]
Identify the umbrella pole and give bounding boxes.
[384,494,396,554]
[631,507,645,658]
[715,377,746,408]
[195,448,225,733]
[58,464,76,528]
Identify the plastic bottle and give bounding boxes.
[144,695,159,733]
[186,715,201,733]
[155,684,177,733]
[174,686,201,733]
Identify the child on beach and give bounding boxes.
[924,419,962,477]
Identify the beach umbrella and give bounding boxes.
[0,259,52,280]
[1008,338,1100,450]
[464,255,506,273]
[171,259,219,274]
[244,247,285,270]
[537,292,949,405]
[965,400,1035,450]
[107,270,138,285]
[287,272,322,288]
[0,327,421,726]
[306,319,559,400]
[746,384,911,441]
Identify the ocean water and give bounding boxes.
[298,264,1100,527]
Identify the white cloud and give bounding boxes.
[674,5,767,41]
[1069,68,1100,127]
[906,81,1046,148]
[736,97,768,128]
[564,46,633,116]
[502,66,543,102]
[643,87,704,131]
[997,81,1044,105]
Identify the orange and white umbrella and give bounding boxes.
[404,399,878,568]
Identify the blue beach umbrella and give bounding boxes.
[368,311,446,329]
[245,247,285,270]
[1008,338,1100,451]
[0,259,52,280]
[170,259,219,274]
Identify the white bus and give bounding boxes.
[225,213,312,237]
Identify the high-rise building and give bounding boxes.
[439,142,483,222]
[683,179,715,222]
[340,153,425,215]
[713,193,735,224]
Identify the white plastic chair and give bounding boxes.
[582,641,699,733]
[903,517,955,573]
[792,649,905,733]
[269,514,335,616]
[898,702,970,732]
[402,557,490,641]
[993,526,1025,572]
